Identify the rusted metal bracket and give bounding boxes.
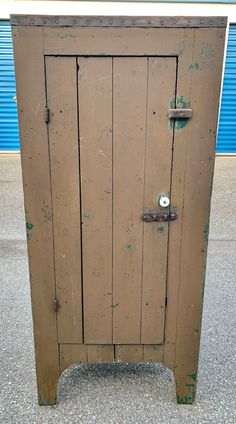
[168,108,192,119]
[142,212,177,223]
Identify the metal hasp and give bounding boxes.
[168,108,192,119]
[142,211,178,222]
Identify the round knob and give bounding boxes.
[159,195,170,208]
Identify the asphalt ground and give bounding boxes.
[0,155,235,424]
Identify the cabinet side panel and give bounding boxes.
[173,27,226,403]
[12,26,59,405]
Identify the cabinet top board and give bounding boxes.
[10,15,227,28]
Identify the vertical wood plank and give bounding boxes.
[46,56,82,343]
[113,57,147,344]
[141,57,176,344]
[78,57,113,343]
[12,27,59,405]
[173,27,226,404]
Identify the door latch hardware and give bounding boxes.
[142,212,178,223]
[168,108,192,119]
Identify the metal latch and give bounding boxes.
[168,109,192,119]
[142,212,178,223]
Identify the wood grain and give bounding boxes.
[12,27,59,405]
[173,27,226,404]
[141,57,176,344]
[112,57,147,344]
[78,57,113,344]
[46,56,82,344]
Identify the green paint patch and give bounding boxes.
[169,96,190,131]
[188,372,197,382]
[157,226,166,234]
[124,244,132,252]
[177,394,195,405]
[83,213,91,220]
[26,222,34,230]
[106,292,112,296]
[194,328,199,335]
[57,33,76,39]
[188,62,200,71]
[203,224,209,242]
[111,303,119,309]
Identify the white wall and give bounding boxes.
[1,0,236,23]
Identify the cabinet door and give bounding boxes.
[46,55,176,345]
[78,56,176,344]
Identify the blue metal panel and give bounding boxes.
[0,20,19,151]
[217,25,236,153]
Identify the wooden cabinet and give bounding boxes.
[11,14,226,405]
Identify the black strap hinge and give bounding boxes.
[53,298,59,312]
[44,107,50,124]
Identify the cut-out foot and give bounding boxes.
[174,371,197,405]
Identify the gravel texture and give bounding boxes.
[0,155,235,424]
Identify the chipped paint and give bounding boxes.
[83,213,91,220]
[124,244,132,252]
[188,62,200,71]
[157,226,166,234]
[111,303,119,308]
[188,372,197,382]
[203,224,209,242]
[26,222,34,230]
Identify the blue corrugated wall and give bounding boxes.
[0,20,235,153]
[0,21,19,151]
[217,25,236,153]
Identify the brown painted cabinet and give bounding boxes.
[11,15,226,405]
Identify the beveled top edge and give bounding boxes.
[10,15,227,28]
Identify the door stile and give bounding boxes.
[141,57,177,344]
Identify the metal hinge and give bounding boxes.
[53,298,59,313]
[44,107,50,124]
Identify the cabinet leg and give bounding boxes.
[174,371,197,405]
[37,375,59,406]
